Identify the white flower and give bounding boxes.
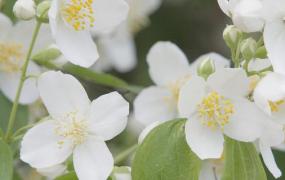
[112,166,132,180]
[134,41,229,126]
[218,0,264,32]
[262,0,285,75]
[0,13,52,104]
[92,24,137,73]
[13,0,36,20]
[92,0,162,73]
[178,68,265,159]
[48,0,129,68]
[20,71,130,180]
[252,72,285,178]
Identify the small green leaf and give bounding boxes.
[0,140,13,180]
[222,137,267,180]
[132,119,202,180]
[55,171,78,180]
[0,92,29,133]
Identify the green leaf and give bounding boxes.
[222,137,267,180]
[1,0,16,21]
[0,140,13,180]
[0,92,29,133]
[132,119,202,180]
[55,172,78,180]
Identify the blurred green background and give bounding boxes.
[1,0,284,179]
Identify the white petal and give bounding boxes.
[260,119,284,147]
[0,62,40,105]
[185,117,224,160]
[247,58,271,72]
[217,0,230,16]
[178,76,206,118]
[189,52,230,74]
[20,120,73,169]
[88,92,129,141]
[73,138,114,180]
[207,68,250,97]
[38,71,90,118]
[147,41,191,86]
[253,72,285,115]
[0,13,12,41]
[224,98,263,142]
[259,142,282,178]
[97,24,137,72]
[264,21,285,75]
[92,0,129,34]
[37,164,67,179]
[138,121,162,144]
[134,86,177,126]
[49,0,98,67]
[231,0,264,32]
[128,0,161,18]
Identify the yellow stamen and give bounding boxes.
[0,42,24,73]
[54,111,88,147]
[197,91,234,129]
[269,100,285,112]
[61,0,95,31]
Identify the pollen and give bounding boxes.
[61,0,95,31]
[197,91,234,129]
[0,42,24,73]
[269,100,284,112]
[55,112,88,147]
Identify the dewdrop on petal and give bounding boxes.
[13,0,36,20]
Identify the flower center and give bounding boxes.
[269,100,284,112]
[0,42,24,73]
[55,112,88,147]
[197,91,234,129]
[167,75,191,102]
[61,0,95,31]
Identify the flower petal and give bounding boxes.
[207,68,250,97]
[97,24,137,73]
[147,41,191,86]
[134,86,177,126]
[185,117,224,160]
[91,0,129,34]
[37,164,67,179]
[0,13,12,40]
[38,71,90,118]
[253,72,285,116]
[0,61,40,104]
[49,0,98,67]
[73,138,114,180]
[260,119,284,147]
[88,92,129,141]
[178,76,206,118]
[264,21,285,75]
[259,142,281,178]
[224,98,263,142]
[217,0,230,16]
[20,120,73,169]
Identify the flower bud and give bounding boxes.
[13,0,36,20]
[36,0,51,23]
[197,57,215,79]
[223,25,243,49]
[240,38,257,61]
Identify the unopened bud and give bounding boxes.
[240,38,257,61]
[223,25,243,49]
[255,46,267,59]
[36,1,51,23]
[197,57,215,79]
[13,0,36,20]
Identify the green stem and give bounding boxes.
[114,144,138,164]
[5,21,42,142]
